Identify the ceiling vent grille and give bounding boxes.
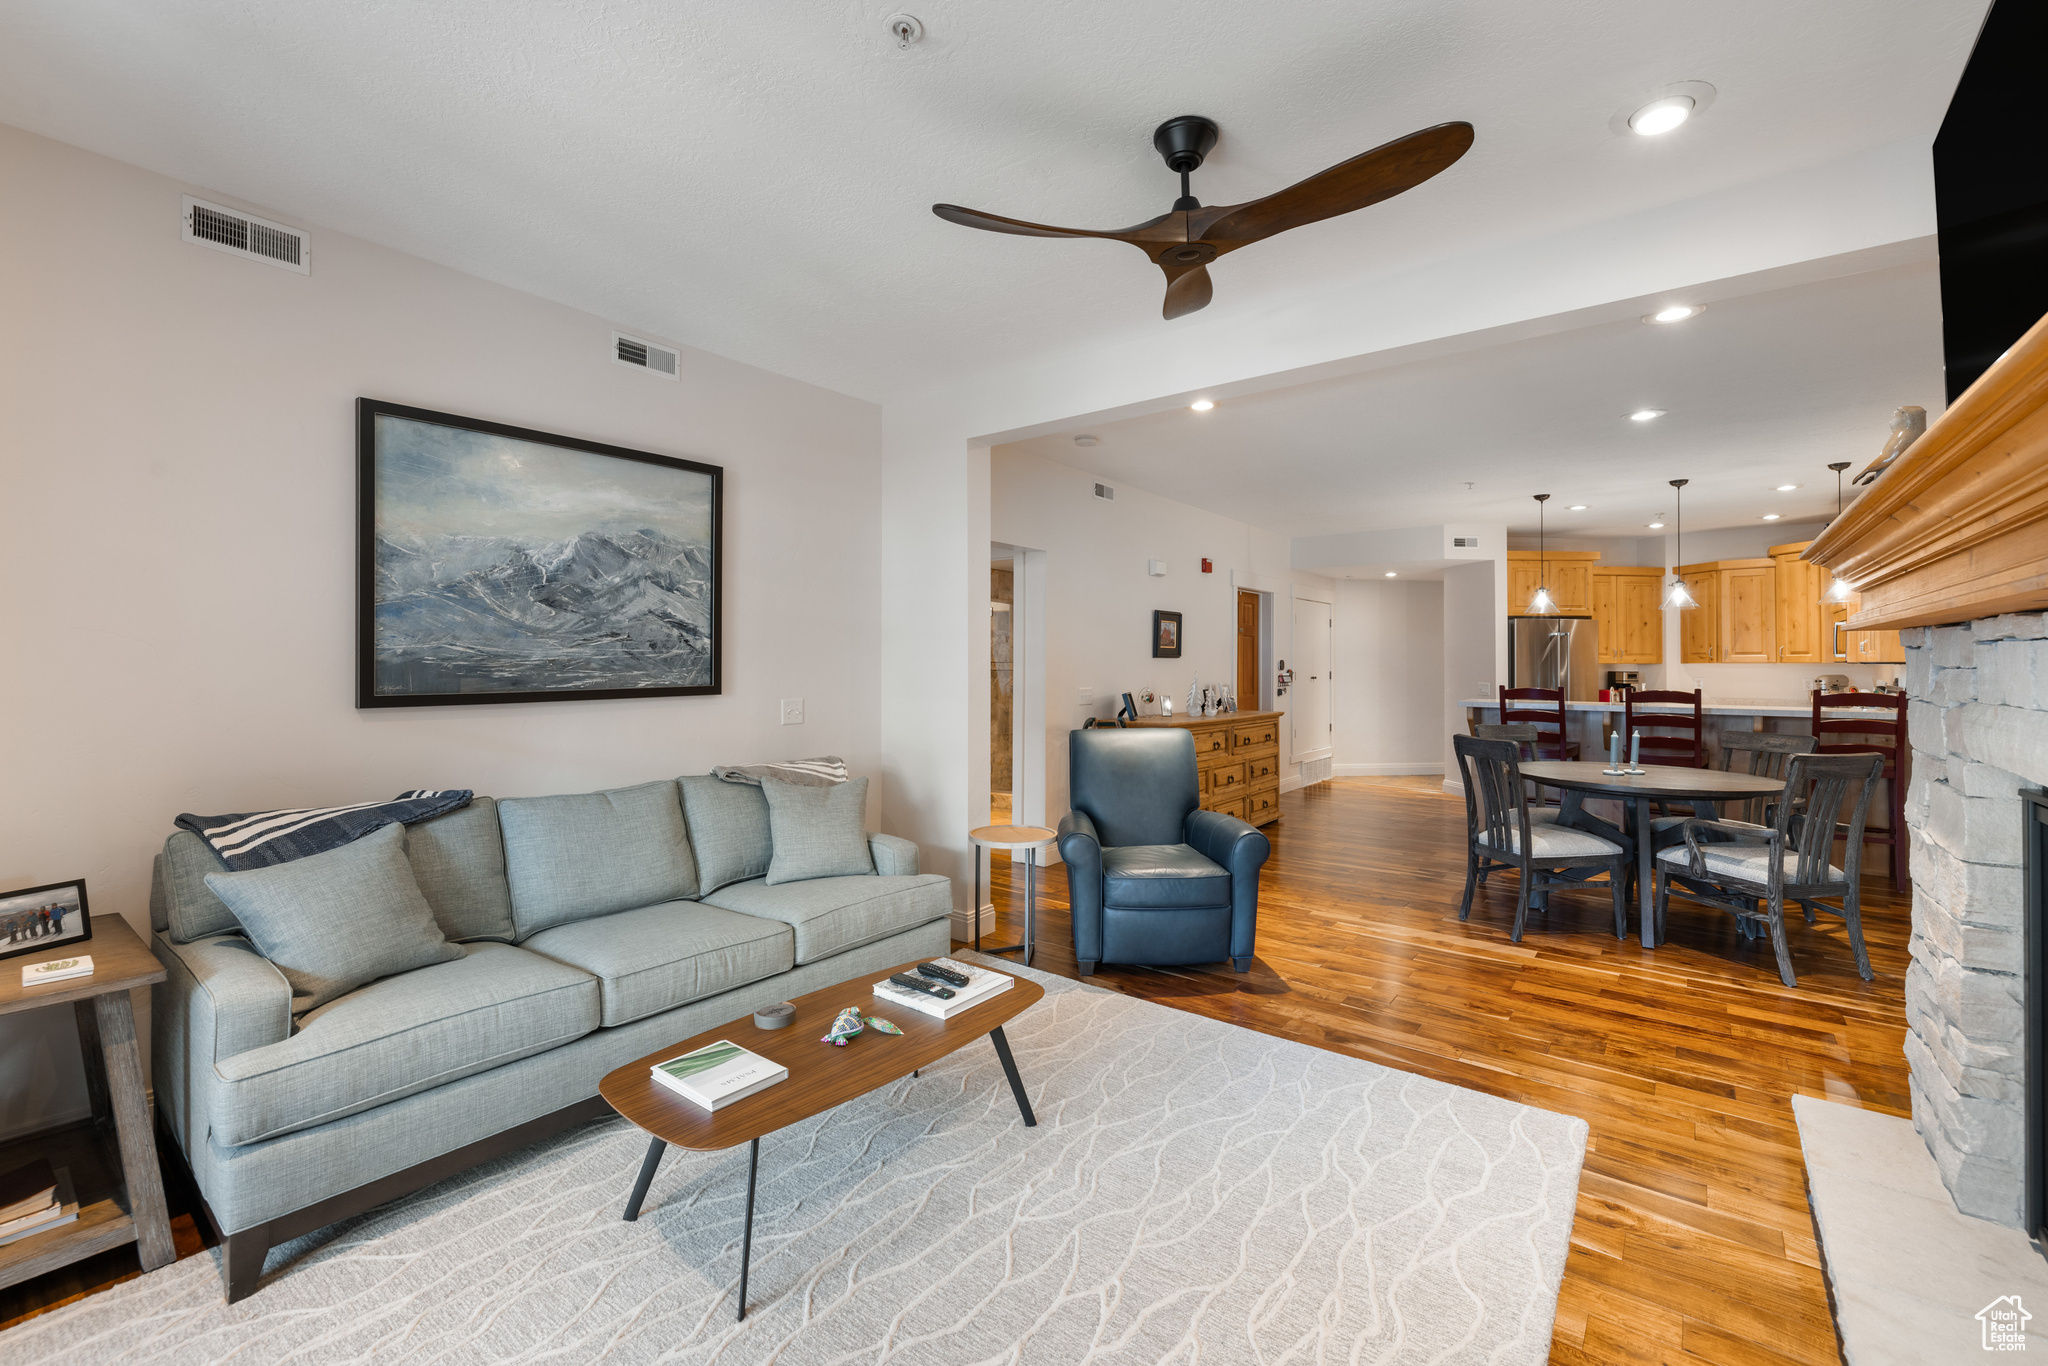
[614,332,679,378]
[1093,483,1115,501]
[182,196,308,273]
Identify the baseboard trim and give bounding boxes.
[1332,763,1446,777]
[948,905,996,940]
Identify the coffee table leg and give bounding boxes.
[1636,796,1656,948]
[623,1136,665,1221]
[737,1137,760,1321]
[989,1025,1036,1127]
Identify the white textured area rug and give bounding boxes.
[8,962,1586,1364]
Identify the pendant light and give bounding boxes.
[1821,461,1855,603]
[1527,494,1559,614]
[1662,478,1698,610]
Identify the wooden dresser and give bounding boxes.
[1125,710,1284,826]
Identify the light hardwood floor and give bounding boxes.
[969,776,1909,1366]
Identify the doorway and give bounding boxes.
[1236,590,1260,711]
[991,559,1014,823]
[1291,592,1333,765]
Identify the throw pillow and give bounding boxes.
[762,776,875,885]
[677,776,774,892]
[496,781,699,939]
[203,823,463,1013]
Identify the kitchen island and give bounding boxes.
[1458,694,1902,767]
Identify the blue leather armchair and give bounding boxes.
[1057,727,1270,976]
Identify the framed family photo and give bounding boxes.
[1152,610,1183,659]
[0,879,92,964]
[357,399,722,707]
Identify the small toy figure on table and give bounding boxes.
[821,1006,865,1046]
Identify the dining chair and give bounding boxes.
[1648,731,1816,839]
[1652,751,1883,986]
[1497,686,1577,762]
[1622,689,1706,768]
[1811,690,1908,888]
[1473,723,1559,826]
[1454,734,1628,943]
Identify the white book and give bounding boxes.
[649,1039,788,1111]
[0,1169,76,1248]
[872,959,1013,1020]
[22,955,93,988]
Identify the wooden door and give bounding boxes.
[1591,572,1620,662]
[1680,570,1720,662]
[1772,548,1824,664]
[1290,596,1332,763]
[1235,590,1260,708]
[1720,564,1777,663]
[1621,574,1663,663]
[1553,561,1593,614]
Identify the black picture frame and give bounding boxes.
[0,879,92,964]
[357,399,723,707]
[1152,610,1183,658]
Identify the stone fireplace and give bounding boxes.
[1900,613,2045,1225]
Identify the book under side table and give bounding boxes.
[0,914,175,1291]
[598,959,1044,1320]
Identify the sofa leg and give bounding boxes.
[1231,957,1252,973]
[1078,960,1097,976]
[222,1227,268,1303]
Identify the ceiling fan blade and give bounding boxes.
[932,203,1171,242]
[1162,264,1213,320]
[1198,122,1474,246]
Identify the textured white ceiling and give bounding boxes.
[0,0,1984,402]
[999,260,1946,539]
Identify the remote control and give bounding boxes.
[888,973,954,999]
[916,962,970,988]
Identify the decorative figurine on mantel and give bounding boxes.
[1187,675,1201,719]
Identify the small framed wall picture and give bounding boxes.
[0,879,91,964]
[1152,610,1183,659]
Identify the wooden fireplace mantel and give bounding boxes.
[1806,309,2048,630]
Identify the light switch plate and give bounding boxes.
[780,698,804,725]
[1079,687,1093,706]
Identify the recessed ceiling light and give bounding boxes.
[1072,434,1100,447]
[1384,571,1398,578]
[1629,96,1695,136]
[1762,513,1781,521]
[1189,399,1214,412]
[1568,504,1588,511]
[1775,483,1799,491]
[1645,304,1703,323]
[1648,521,1666,528]
[1629,409,1666,422]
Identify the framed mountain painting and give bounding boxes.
[357,399,722,707]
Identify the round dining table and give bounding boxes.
[1517,761,1787,948]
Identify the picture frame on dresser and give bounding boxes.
[0,879,91,963]
[356,398,723,708]
[1152,610,1182,659]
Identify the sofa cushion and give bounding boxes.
[702,874,952,965]
[161,830,243,943]
[405,796,515,943]
[209,942,599,1147]
[678,776,773,893]
[762,777,874,885]
[521,901,794,1027]
[1101,844,1230,909]
[498,781,698,938]
[204,825,464,1013]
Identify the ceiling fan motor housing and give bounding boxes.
[1153,116,1220,173]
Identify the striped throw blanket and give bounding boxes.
[176,790,473,871]
[711,757,848,788]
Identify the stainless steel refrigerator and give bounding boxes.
[1507,615,1599,701]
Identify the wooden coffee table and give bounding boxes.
[598,959,1045,1320]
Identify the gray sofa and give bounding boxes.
[148,775,953,1302]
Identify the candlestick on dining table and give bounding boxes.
[1630,730,1641,769]
[1608,730,1620,769]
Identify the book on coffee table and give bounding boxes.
[872,959,1013,1020]
[650,1040,788,1111]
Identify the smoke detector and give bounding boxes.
[886,14,923,48]
[1073,434,1100,447]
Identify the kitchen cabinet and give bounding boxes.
[1591,565,1663,664]
[1771,540,1829,664]
[1677,558,1776,663]
[1506,551,1599,615]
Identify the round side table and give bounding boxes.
[970,825,1057,966]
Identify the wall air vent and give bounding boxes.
[182,196,309,273]
[1454,537,1479,547]
[1093,483,1115,501]
[614,332,679,378]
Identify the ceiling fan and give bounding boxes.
[933,115,1474,320]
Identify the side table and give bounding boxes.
[970,824,1057,967]
[0,914,174,1291]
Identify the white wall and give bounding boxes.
[989,447,1332,839]
[1442,561,1504,788]
[0,124,885,1138]
[1332,580,1446,775]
